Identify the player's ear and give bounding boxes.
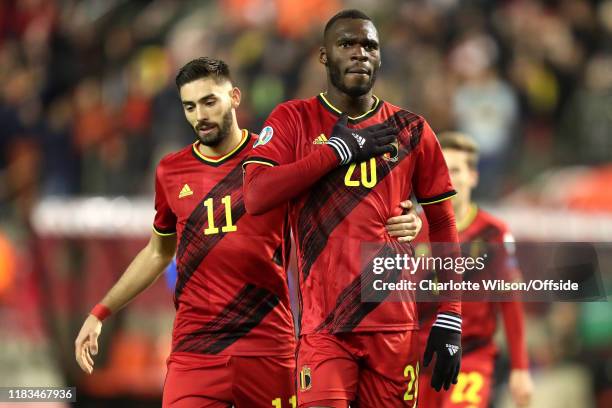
[230,86,241,108]
[319,46,328,66]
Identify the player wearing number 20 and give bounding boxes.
[243,9,463,408]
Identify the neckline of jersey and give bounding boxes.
[317,92,382,123]
[192,129,250,166]
[457,203,479,232]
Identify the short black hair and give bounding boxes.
[323,9,372,38]
[175,57,231,89]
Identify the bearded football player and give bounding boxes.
[244,10,463,408]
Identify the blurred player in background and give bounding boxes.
[416,132,534,408]
[74,57,422,408]
[243,9,462,408]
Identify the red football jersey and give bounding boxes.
[416,205,522,351]
[244,94,455,334]
[154,130,295,356]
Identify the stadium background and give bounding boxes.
[0,0,611,406]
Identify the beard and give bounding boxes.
[195,109,234,146]
[328,61,377,97]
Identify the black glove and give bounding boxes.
[327,115,397,165]
[423,313,462,391]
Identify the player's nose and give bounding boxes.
[195,105,208,121]
[351,47,368,61]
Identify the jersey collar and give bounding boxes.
[192,129,250,166]
[457,203,478,232]
[317,92,382,124]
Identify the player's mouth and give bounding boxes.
[196,124,217,136]
[346,66,371,77]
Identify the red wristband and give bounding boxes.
[90,304,112,321]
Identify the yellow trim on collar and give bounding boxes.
[192,129,249,163]
[319,93,380,120]
[457,203,478,232]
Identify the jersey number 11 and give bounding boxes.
[203,195,237,235]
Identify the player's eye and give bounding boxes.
[184,105,194,112]
[205,99,217,107]
[365,42,378,51]
[339,40,352,48]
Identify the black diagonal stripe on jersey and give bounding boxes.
[174,161,247,306]
[173,283,280,354]
[173,284,254,352]
[315,243,405,333]
[298,110,423,282]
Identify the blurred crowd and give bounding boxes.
[1,1,612,406]
[1,0,612,221]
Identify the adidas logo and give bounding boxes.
[446,344,459,356]
[351,132,366,148]
[179,184,193,198]
[313,134,328,144]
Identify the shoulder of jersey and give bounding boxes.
[273,97,315,113]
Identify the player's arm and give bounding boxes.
[412,120,462,391]
[413,121,461,317]
[500,301,533,406]
[243,112,396,215]
[422,199,461,315]
[76,161,177,374]
[244,145,339,215]
[421,199,463,391]
[498,230,532,406]
[75,232,176,374]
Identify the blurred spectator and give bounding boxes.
[0,1,611,406]
[450,32,519,198]
[0,0,610,208]
[558,54,612,166]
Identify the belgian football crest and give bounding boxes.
[383,140,399,162]
[299,366,312,391]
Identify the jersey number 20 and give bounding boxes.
[344,157,377,188]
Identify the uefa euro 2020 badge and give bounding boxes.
[254,126,274,148]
